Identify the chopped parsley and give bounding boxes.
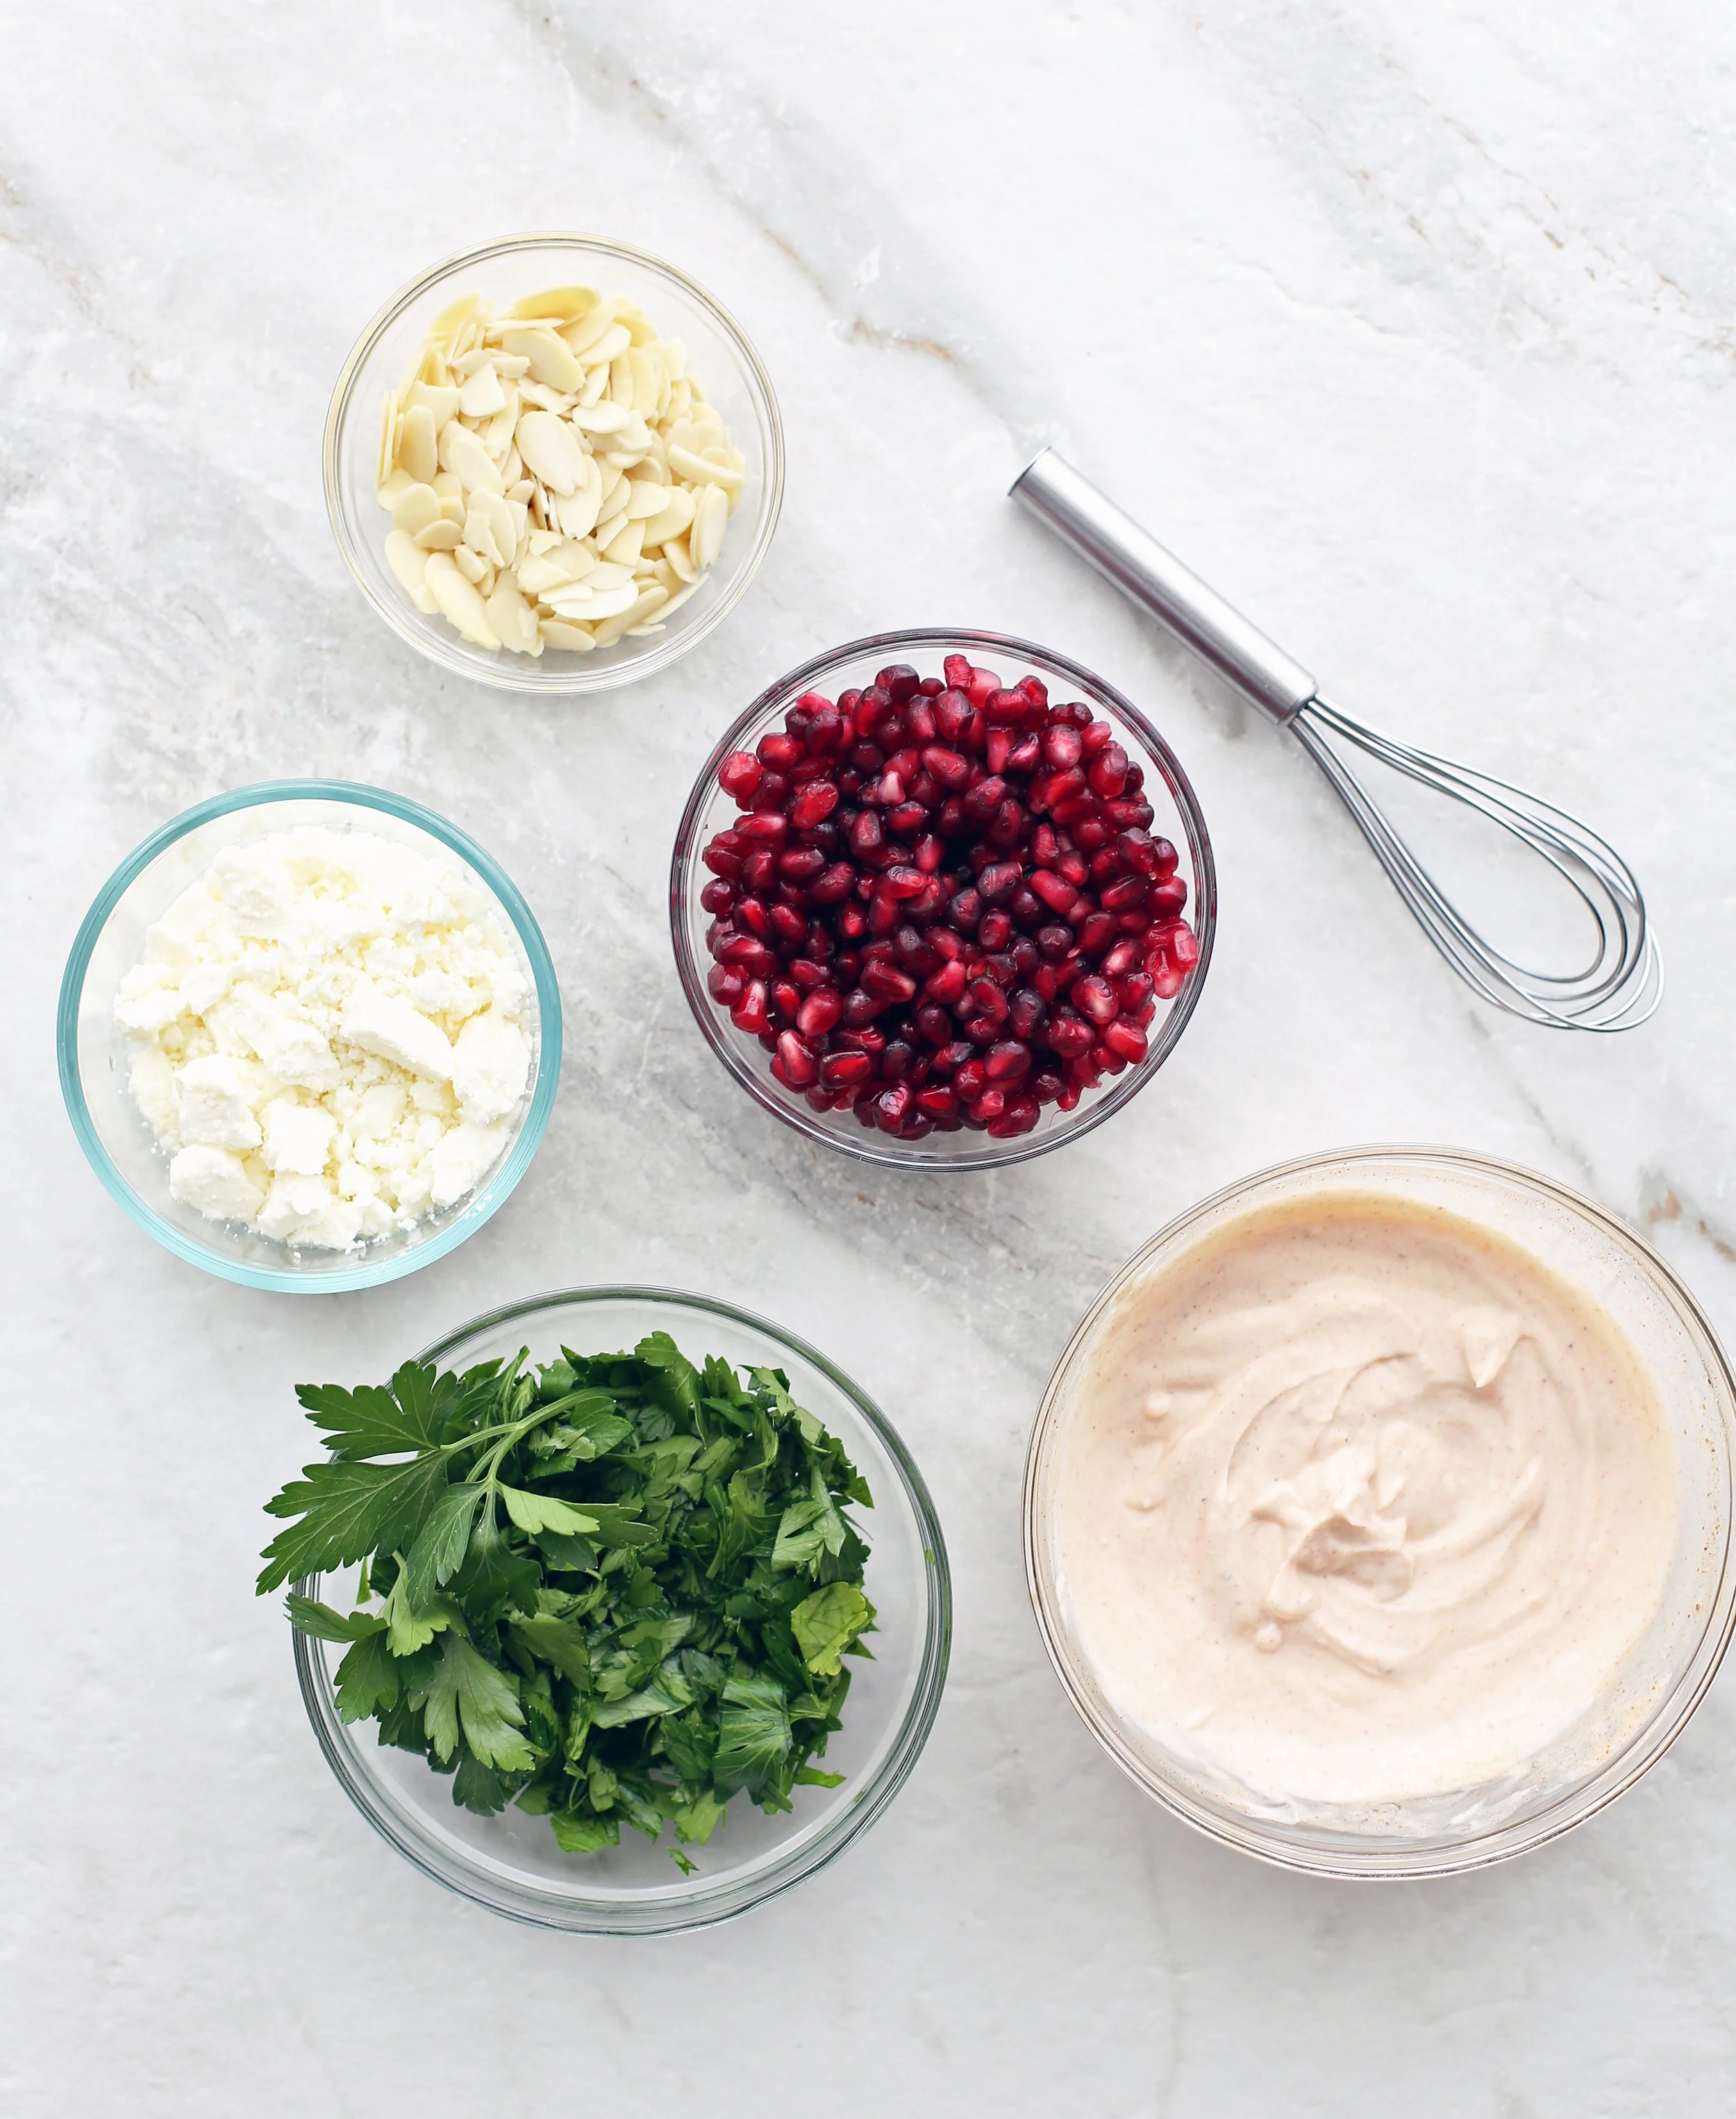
[258,1333,876,1870]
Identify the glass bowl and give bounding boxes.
[58,780,561,1293]
[292,1287,951,1934]
[669,628,1217,1170]
[324,233,784,692]
[1024,1146,1736,1879]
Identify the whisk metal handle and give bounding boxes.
[1010,448,1317,723]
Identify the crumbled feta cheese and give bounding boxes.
[169,1144,267,1223]
[117,824,535,1249]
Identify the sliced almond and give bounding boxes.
[581,324,633,369]
[515,409,587,495]
[663,337,690,381]
[463,490,517,567]
[511,283,602,321]
[423,551,500,648]
[398,404,439,485]
[638,486,695,548]
[688,483,728,570]
[500,324,585,393]
[385,530,440,614]
[628,345,663,416]
[376,467,417,509]
[427,292,480,344]
[669,440,741,490]
[551,483,602,541]
[622,478,673,521]
[594,584,669,647]
[601,517,645,564]
[437,419,503,496]
[661,534,697,584]
[540,618,597,651]
[559,299,619,358]
[459,362,506,418]
[567,399,631,437]
[582,560,635,592]
[391,483,443,537]
[578,362,610,407]
[651,578,700,624]
[548,580,640,621]
[413,519,465,551]
[452,544,490,586]
[609,351,635,405]
[408,380,462,428]
[485,582,542,653]
[377,389,399,488]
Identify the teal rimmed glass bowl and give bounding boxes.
[293,1286,952,1933]
[57,780,562,1293]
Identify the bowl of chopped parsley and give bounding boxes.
[262,1287,951,1933]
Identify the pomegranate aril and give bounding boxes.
[1043,725,1083,769]
[790,780,840,830]
[923,960,968,1005]
[1171,921,1200,969]
[1103,1019,1148,1064]
[1046,1010,1093,1056]
[1149,875,1189,915]
[978,909,1014,952]
[862,962,918,1003]
[978,860,1021,904]
[797,988,842,1038]
[1078,912,1117,958]
[874,1084,915,1132]
[1029,869,1078,918]
[985,1039,1032,1082]
[917,1086,960,1122]
[820,1050,873,1089]
[943,653,974,689]
[731,980,769,1035]
[737,812,787,845]
[1074,974,1119,1025]
[1009,988,1048,1040]
[707,964,745,1004]
[1100,875,1148,914]
[968,1089,1007,1123]
[702,841,743,881]
[718,751,762,803]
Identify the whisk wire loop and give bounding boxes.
[1292,698,1662,1032]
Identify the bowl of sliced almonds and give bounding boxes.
[324,233,784,692]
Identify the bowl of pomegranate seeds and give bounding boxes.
[671,630,1215,1166]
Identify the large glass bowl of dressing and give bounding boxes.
[1024,1146,1736,1879]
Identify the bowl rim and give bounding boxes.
[669,626,1217,1171]
[1022,1141,1736,1879]
[323,230,786,694]
[56,777,563,1293]
[292,1282,953,1934]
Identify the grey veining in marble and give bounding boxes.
[5,3,1736,2113]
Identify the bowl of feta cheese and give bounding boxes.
[58,781,562,1291]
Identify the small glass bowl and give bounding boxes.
[292,1287,951,1934]
[669,628,1217,1170]
[324,233,784,693]
[57,780,562,1293]
[1024,1146,1736,1879]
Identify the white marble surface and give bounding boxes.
[6,3,1736,2111]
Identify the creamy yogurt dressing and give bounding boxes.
[1055,1193,1680,1807]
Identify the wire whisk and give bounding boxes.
[1011,450,1661,1032]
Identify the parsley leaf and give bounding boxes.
[265,1334,876,1863]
